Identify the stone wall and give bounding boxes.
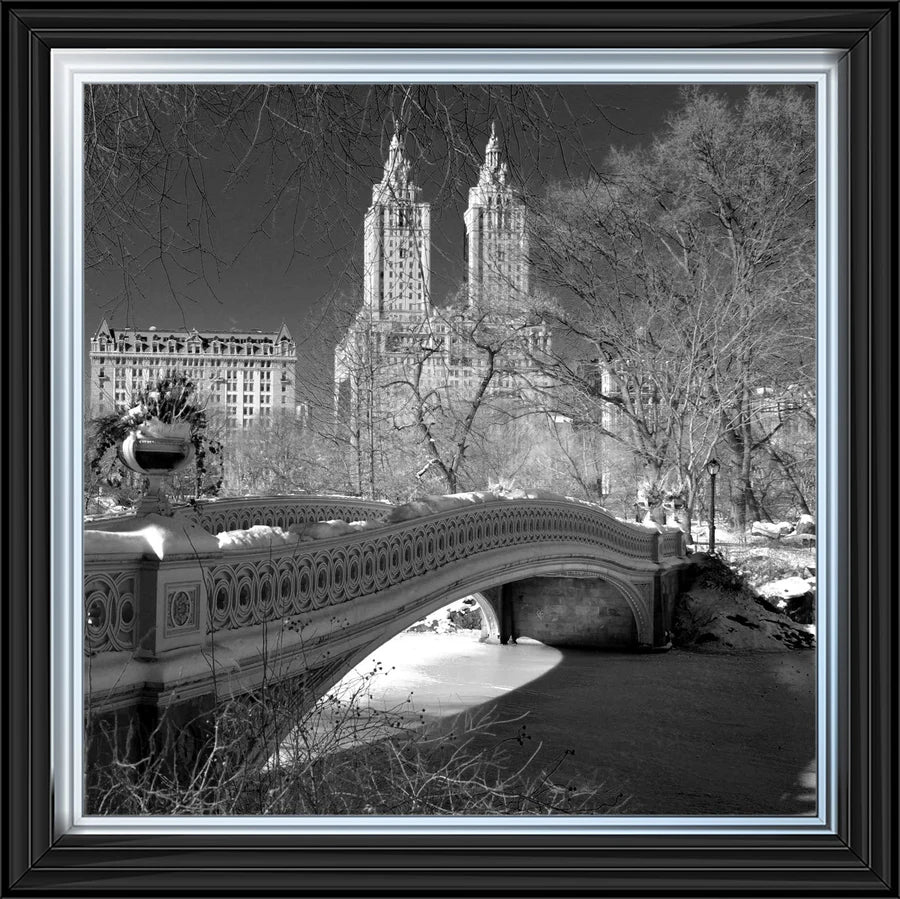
[495,576,639,649]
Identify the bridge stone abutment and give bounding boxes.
[480,564,683,650]
[482,576,640,649]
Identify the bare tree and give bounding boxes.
[530,177,724,525]
[85,85,814,522]
[627,86,816,528]
[84,84,625,321]
[380,285,552,494]
[530,86,815,529]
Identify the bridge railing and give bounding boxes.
[84,496,684,656]
[190,495,392,533]
[85,495,391,533]
[84,556,142,654]
[659,528,687,560]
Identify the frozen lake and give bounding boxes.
[334,630,817,816]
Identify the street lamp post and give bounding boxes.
[705,458,721,554]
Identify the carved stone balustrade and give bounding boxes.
[83,513,221,659]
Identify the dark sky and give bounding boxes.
[83,83,799,400]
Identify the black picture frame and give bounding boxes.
[4,4,896,895]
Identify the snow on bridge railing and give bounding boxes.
[206,498,684,634]
[188,495,392,534]
[84,494,392,533]
[83,494,685,655]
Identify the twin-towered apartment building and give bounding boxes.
[89,124,547,429]
[334,124,550,425]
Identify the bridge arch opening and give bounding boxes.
[303,568,650,722]
[403,592,501,643]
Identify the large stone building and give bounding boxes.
[88,320,298,428]
[334,125,550,429]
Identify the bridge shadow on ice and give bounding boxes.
[353,636,818,817]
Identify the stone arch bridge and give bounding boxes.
[84,494,688,764]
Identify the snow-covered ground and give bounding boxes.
[402,596,483,635]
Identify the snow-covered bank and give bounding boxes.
[674,556,815,651]
[403,596,483,635]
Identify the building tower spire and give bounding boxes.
[382,122,413,189]
[464,124,527,305]
[478,121,508,188]
[361,126,431,315]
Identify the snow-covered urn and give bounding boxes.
[120,419,194,514]
[89,374,222,517]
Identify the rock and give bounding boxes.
[758,576,815,625]
[751,521,793,539]
[783,592,816,625]
[447,607,483,629]
[673,587,815,651]
[758,576,814,600]
[793,513,816,536]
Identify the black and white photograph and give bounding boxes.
[81,81,820,818]
[5,5,897,894]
